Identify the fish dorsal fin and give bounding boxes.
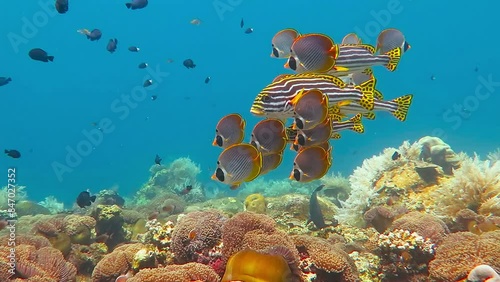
[359,44,376,54]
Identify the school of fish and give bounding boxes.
[212,28,413,189]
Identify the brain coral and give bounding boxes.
[91,243,145,282]
[12,245,77,282]
[171,209,227,263]
[429,230,500,281]
[221,212,276,259]
[292,235,359,282]
[127,262,220,282]
[389,211,449,244]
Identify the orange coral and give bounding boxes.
[171,210,226,263]
[0,234,51,249]
[429,230,500,281]
[91,243,145,281]
[390,211,449,244]
[14,245,77,281]
[127,262,220,282]
[292,235,359,282]
[63,214,96,236]
[221,212,276,258]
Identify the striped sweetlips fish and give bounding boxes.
[250,73,376,119]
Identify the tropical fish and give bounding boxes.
[77,28,102,41]
[291,89,329,130]
[213,113,245,148]
[143,79,153,87]
[212,143,262,189]
[326,44,402,77]
[179,185,193,195]
[294,117,332,147]
[270,28,300,58]
[55,0,68,14]
[76,190,96,208]
[154,154,162,165]
[259,152,283,176]
[290,146,331,182]
[125,0,148,10]
[138,62,148,69]
[244,28,254,34]
[250,73,376,119]
[308,185,327,229]
[292,140,331,153]
[376,28,411,55]
[4,149,20,158]
[28,48,54,62]
[106,38,118,53]
[128,46,140,52]
[250,119,287,155]
[329,94,413,122]
[0,77,12,87]
[183,59,196,69]
[285,34,341,73]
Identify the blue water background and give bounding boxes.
[0,0,498,206]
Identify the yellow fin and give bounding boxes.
[290,88,306,106]
[374,89,384,100]
[349,113,364,133]
[330,133,342,139]
[359,44,376,54]
[391,94,413,121]
[355,78,375,111]
[385,47,402,71]
[363,112,376,120]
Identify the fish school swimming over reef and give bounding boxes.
[211,28,413,190]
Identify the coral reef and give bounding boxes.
[37,196,64,214]
[91,205,129,250]
[244,193,267,214]
[428,231,500,281]
[389,212,449,245]
[91,243,144,282]
[292,235,359,282]
[127,262,220,282]
[431,154,500,221]
[171,210,226,264]
[417,136,461,175]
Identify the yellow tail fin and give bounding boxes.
[392,94,413,121]
[385,47,402,71]
[348,113,364,133]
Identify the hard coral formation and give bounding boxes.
[92,204,129,250]
[91,243,145,282]
[337,140,420,227]
[418,136,461,174]
[429,230,500,281]
[171,210,226,264]
[9,245,77,281]
[389,211,449,245]
[376,229,436,281]
[244,193,267,214]
[292,235,359,282]
[127,262,220,282]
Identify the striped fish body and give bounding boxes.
[327,45,390,77]
[331,94,413,122]
[250,74,375,119]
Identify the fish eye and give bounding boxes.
[294,118,304,130]
[292,144,299,151]
[215,129,219,132]
[293,169,301,181]
[297,134,306,146]
[216,161,220,165]
[215,135,223,147]
[250,140,258,148]
[262,95,270,102]
[288,57,297,71]
[215,168,225,182]
[272,47,279,58]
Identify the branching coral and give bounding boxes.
[487,148,500,163]
[431,154,500,220]
[292,235,359,282]
[0,185,27,210]
[428,230,500,281]
[127,262,220,282]
[337,140,420,227]
[171,210,227,264]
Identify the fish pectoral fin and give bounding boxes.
[333,65,349,72]
[229,183,240,190]
[290,88,306,106]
